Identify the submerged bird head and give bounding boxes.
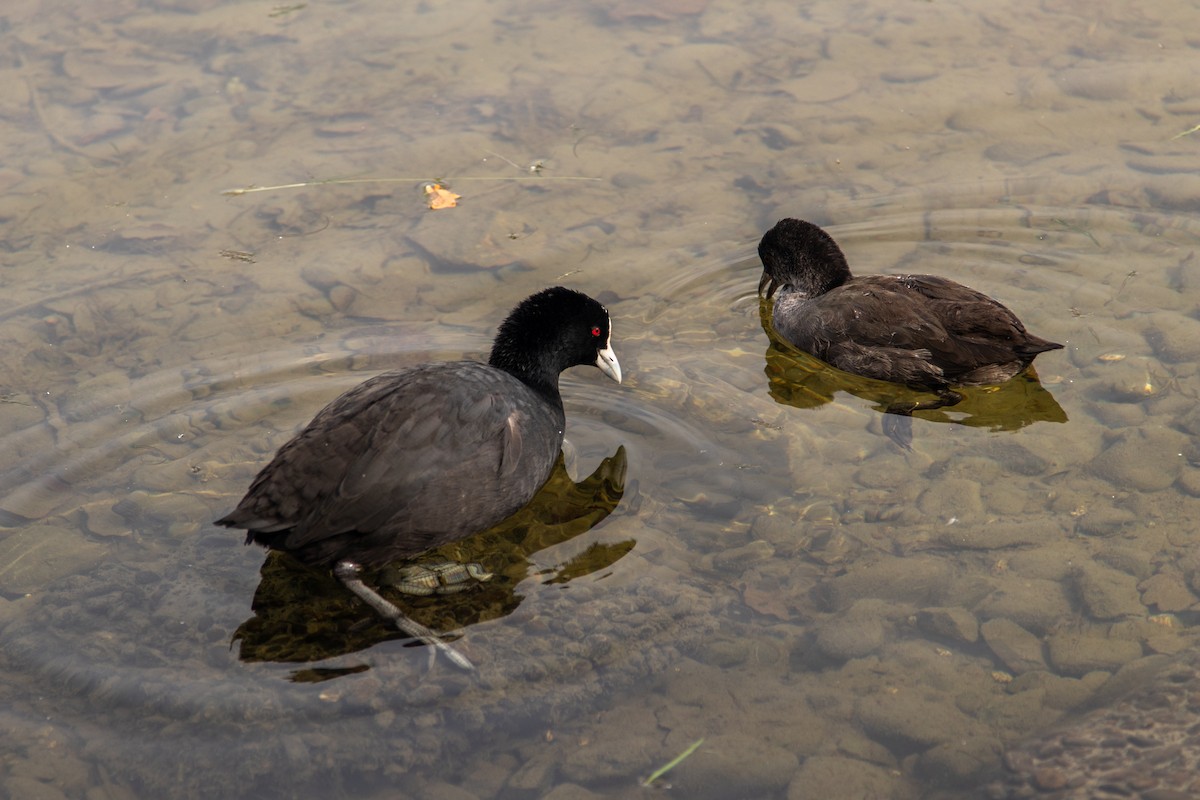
[757,218,853,300]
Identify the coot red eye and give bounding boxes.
[591,326,601,337]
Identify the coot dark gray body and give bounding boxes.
[216,287,621,668]
[218,286,620,566]
[223,361,570,567]
[758,218,1062,390]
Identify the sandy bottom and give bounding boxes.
[1,0,1200,798]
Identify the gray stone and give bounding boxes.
[814,613,887,662]
[698,638,750,668]
[1072,563,1144,619]
[1187,551,1200,596]
[1139,573,1198,612]
[1006,542,1089,582]
[981,618,1046,674]
[1093,544,1154,579]
[506,747,559,792]
[917,736,1003,786]
[0,523,107,594]
[1087,654,1176,706]
[932,521,1051,550]
[1074,505,1138,537]
[0,395,45,436]
[415,780,480,800]
[975,577,1073,636]
[0,472,78,521]
[1007,671,1099,711]
[983,484,1029,515]
[916,607,979,644]
[540,785,603,800]
[671,733,798,800]
[985,140,1066,166]
[856,691,979,751]
[1046,632,1144,677]
[58,371,131,422]
[0,777,69,800]
[1145,313,1200,363]
[819,556,954,611]
[1177,468,1200,498]
[1089,428,1185,492]
[1089,359,1161,403]
[917,478,984,523]
[712,539,775,572]
[787,756,899,800]
[560,723,660,783]
[1177,403,1200,436]
[979,686,1062,734]
[982,440,1052,476]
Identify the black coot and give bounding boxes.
[217,286,621,668]
[758,218,1062,443]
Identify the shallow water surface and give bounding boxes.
[2,0,1200,798]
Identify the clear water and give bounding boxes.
[2,0,1200,798]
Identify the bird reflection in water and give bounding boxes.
[232,445,631,681]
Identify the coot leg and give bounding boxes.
[880,411,915,450]
[882,390,964,449]
[913,389,964,413]
[333,561,475,671]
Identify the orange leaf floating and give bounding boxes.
[424,183,460,210]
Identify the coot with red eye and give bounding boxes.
[216,286,621,667]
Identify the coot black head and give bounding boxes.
[758,218,853,299]
[489,286,621,395]
[216,286,621,570]
[756,218,1063,391]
